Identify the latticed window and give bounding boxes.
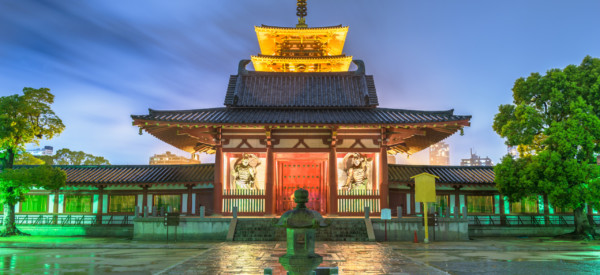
[65,195,92,213]
[153,195,180,212]
[109,195,136,213]
[553,205,573,214]
[510,196,539,214]
[467,196,494,213]
[433,195,450,213]
[21,195,48,213]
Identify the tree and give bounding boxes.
[52,148,110,165]
[493,56,600,239]
[14,152,45,165]
[0,87,65,236]
[0,165,66,236]
[16,148,111,165]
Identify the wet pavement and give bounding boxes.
[0,237,599,274]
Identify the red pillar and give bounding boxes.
[142,185,148,214]
[379,130,389,210]
[187,184,194,215]
[213,127,223,215]
[328,146,338,215]
[265,145,275,215]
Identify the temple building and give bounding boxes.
[6,3,598,228]
[131,5,471,216]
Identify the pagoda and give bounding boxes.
[131,1,471,216]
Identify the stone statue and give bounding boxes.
[232,153,260,189]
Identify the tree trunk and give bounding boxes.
[1,148,25,236]
[2,202,17,236]
[573,206,596,239]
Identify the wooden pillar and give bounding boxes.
[499,194,506,225]
[213,127,223,215]
[142,185,148,212]
[187,184,194,215]
[410,185,416,215]
[97,186,104,224]
[265,144,275,215]
[328,146,338,215]
[379,145,389,210]
[454,186,461,216]
[53,189,59,224]
[328,128,338,215]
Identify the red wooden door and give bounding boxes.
[278,161,323,214]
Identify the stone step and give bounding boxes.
[233,218,369,241]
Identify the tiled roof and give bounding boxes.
[132,108,470,125]
[15,164,214,185]
[14,164,495,187]
[224,71,379,108]
[388,165,495,185]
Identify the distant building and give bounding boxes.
[429,142,450,165]
[460,149,493,166]
[149,151,201,165]
[27,146,53,156]
[508,146,519,158]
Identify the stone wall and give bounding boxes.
[371,217,469,241]
[133,217,231,241]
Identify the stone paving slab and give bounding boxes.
[158,242,448,275]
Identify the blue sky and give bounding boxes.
[1,1,599,165]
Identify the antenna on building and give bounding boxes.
[296,0,308,28]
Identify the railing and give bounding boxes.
[337,189,380,214]
[0,214,134,226]
[222,189,266,215]
[469,214,600,227]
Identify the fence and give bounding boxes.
[469,214,600,226]
[337,189,380,215]
[222,189,266,215]
[0,214,134,226]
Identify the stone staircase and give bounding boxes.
[233,218,280,241]
[233,218,368,241]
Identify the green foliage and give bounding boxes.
[14,152,45,165]
[53,148,110,165]
[0,165,66,206]
[493,56,600,213]
[0,87,65,235]
[0,87,65,169]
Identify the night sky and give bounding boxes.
[1,1,599,165]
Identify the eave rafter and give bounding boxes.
[131,117,470,155]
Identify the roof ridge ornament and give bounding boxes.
[296,0,308,28]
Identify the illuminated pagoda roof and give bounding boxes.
[131,1,471,156]
[251,2,351,72]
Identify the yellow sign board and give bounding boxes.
[411,172,438,203]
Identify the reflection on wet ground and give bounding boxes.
[0,248,202,274]
[399,250,600,275]
[1,241,600,274]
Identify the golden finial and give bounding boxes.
[296,0,308,28]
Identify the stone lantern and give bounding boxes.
[276,188,328,275]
